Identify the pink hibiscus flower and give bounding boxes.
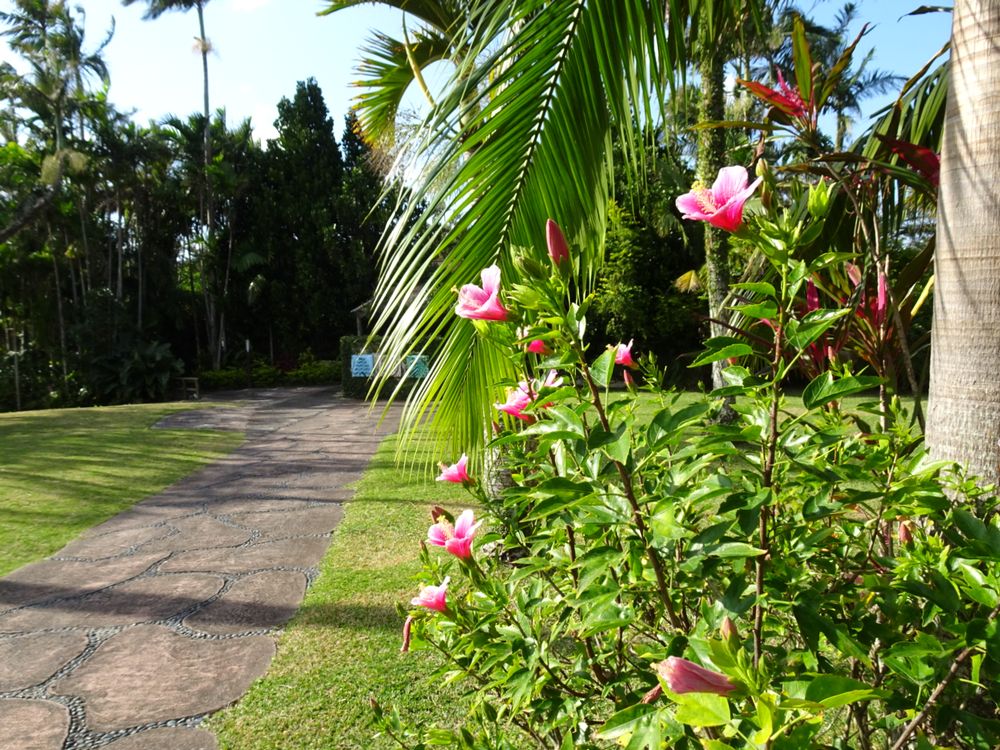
[676,166,762,232]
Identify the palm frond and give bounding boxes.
[318,0,465,36]
[353,28,453,146]
[367,0,668,466]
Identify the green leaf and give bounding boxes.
[785,308,851,351]
[732,300,778,320]
[791,14,813,103]
[647,402,708,448]
[802,372,881,410]
[673,692,731,728]
[731,281,776,299]
[690,337,753,368]
[595,704,659,740]
[705,542,766,559]
[805,675,883,708]
[590,348,616,389]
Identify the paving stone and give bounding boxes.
[159,537,331,575]
[0,574,224,631]
[50,624,275,732]
[227,505,343,539]
[102,727,219,749]
[79,505,199,539]
[136,516,252,554]
[0,632,88,691]
[0,553,167,612]
[184,571,306,634]
[204,495,317,513]
[0,699,71,750]
[58,525,173,559]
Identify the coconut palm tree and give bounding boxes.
[926,0,1000,487]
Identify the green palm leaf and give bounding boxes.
[367,0,668,466]
[318,0,467,36]
[353,28,453,145]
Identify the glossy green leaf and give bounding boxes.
[802,372,881,410]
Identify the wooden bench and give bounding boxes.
[176,377,200,400]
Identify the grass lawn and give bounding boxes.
[0,402,243,576]
[209,434,470,750]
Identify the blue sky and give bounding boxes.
[2,0,952,145]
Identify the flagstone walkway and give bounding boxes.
[0,388,398,750]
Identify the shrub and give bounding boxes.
[90,340,182,404]
[375,205,1000,749]
[198,367,249,392]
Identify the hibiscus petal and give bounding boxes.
[427,524,449,547]
[676,191,710,219]
[480,265,502,296]
[453,509,476,537]
[712,166,750,203]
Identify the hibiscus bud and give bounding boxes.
[430,505,449,523]
[808,178,830,218]
[641,684,663,704]
[515,254,547,279]
[720,616,739,641]
[655,656,737,696]
[546,219,570,265]
[400,614,413,653]
[526,339,552,355]
[898,520,914,546]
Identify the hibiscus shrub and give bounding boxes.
[376,192,1000,749]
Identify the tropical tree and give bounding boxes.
[926,0,1000,487]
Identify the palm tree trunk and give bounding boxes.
[698,47,728,392]
[196,1,213,235]
[50,230,69,395]
[926,0,1000,487]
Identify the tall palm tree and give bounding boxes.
[926,0,1000,487]
[121,0,214,232]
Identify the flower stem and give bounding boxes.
[755,267,786,667]
[575,343,684,631]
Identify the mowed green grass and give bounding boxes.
[0,403,243,576]
[210,434,470,750]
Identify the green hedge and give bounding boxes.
[199,359,341,392]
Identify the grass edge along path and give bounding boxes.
[209,433,470,750]
[0,402,244,577]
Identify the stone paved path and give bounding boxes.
[0,388,398,750]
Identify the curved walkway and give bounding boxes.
[0,388,398,750]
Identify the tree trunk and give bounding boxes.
[698,47,729,392]
[50,237,69,395]
[926,0,1000,487]
[197,1,213,236]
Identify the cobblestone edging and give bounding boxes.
[0,388,397,750]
